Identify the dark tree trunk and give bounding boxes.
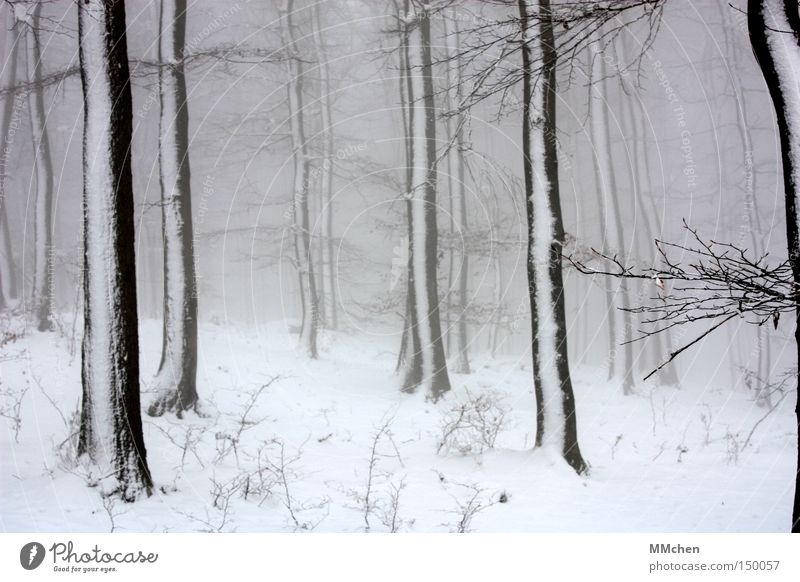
[400,4,451,400]
[518,0,586,474]
[148,0,199,417]
[748,0,800,532]
[77,0,152,501]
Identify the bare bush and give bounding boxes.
[437,389,507,455]
[350,418,407,532]
[440,476,498,533]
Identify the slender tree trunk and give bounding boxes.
[313,3,337,330]
[748,0,800,532]
[627,72,681,386]
[396,1,417,375]
[585,48,617,381]
[0,9,22,309]
[518,0,586,473]
[148,0,198,417]
[400,4,450,400]
[25,3,54,331]
[77,0,151,501]
[281,0,318,358]
[589,34,634,395]
[444,12,470,375]
[721,3,769,394]
[617,33,678,386]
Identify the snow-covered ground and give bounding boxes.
[0,314,795,532]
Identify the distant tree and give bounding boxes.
[148,0,199,417]
[77,0,152,501]
[442,9,471,375]
[280,0,319,359]
[22,1,54,331]
[0,5,22,310]
[588,30,634,393]
[312,1,338,330]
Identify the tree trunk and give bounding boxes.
[25,3,54,331]
[400,4,451,400]
[148,0,199,417]
[585,48,617,382]
[518,0,586,474]
[0,9,21,310]
[444,12,471,375]
[588,34,634,395]
[77,0,152,501]
[748,0,800,533]
[312,3,338,331]
[396,3,417,376]
[281,0,318,359]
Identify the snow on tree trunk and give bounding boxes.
[313,3,338,331]
[0,9,22,310]
[588,33,634,394]
[748,0,800,533]
[518,0,586,474]
[148,0,199,417]
[76,0,152,501]
[443,12,470,375]
[281,0,318,359]
[25,3,54,331]
[400,4,451,400]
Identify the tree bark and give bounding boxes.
[0,8,21,310]
[148,0,199,417]
[77,0,151,501]
[519,0,586,474]
[588,34,634,394]
[443,12,471,375]
[748,0,800,532]
[25,3,54,331]
[312,3,338,331]
[400,3,451,400]
[281,0,319,359]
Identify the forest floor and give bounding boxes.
[0,313,795,532]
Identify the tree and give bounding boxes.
[588,31,634,394]
[442,9,471,375]
[77,0,152,501]
[312,1,338,331]
[23,1,54,331]
[398,1,451,400]
[518,0,586,473]
[0,5,22,310]
[280,0,319,359]
[147,0,199,417]
[748,0,800,533]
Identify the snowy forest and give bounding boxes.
[1,0,799,533]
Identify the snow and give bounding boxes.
[1,314,794,532]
